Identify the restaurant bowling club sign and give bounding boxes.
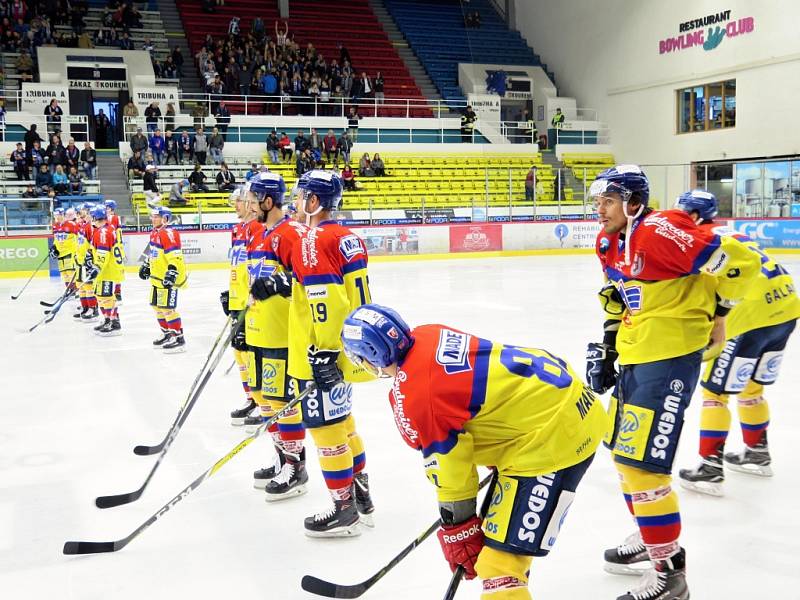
[659,9,755,55]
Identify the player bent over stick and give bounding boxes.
[673,190,800,495]
[139,207,188,352]
[341,304,606,599]
[585,166,761,600]
[286,170,375,537]
[222,186,260,425]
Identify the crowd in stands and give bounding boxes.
[194,19,386,114]
[12,122,97,199]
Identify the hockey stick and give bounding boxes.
[132,315,234,456]
[300,472,496,599]
[441,470,498,600]
[63,384,316,555]
[28,274,78,332]
[95,312,244,507]
[10,254,50,300]
[224,358,236,375]
[40,298,58,308]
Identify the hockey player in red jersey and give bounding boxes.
[105,199,124,303]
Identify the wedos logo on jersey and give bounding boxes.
[339,234,363,261]
[435,329,472,374]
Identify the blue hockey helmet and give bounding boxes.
[296,169,344,212]
[89,205,107,220]
[675,189,718,222]
[53,207,65,215]
[158,206,172,220]
[589,164,650,207]
[104,199,117,211]
[249,172,286,207]
[342,304,413,374]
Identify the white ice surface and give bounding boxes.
[1,254,799,600]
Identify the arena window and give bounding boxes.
[676,79,735,133]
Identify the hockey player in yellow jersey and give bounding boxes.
[73,204,99,322]
[286,170,375,537]
[585,167,761,600]
[222,187,260,426]
[139,207,188,352]
[243,173,310,499]
[341,304,607,600]
[51,207,78,290]
[86,205,125,336]
[673,190,800,495]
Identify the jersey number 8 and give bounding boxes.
[500,346,573,389]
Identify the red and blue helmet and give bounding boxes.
[342,304,413,370]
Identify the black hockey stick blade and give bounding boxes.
[63,540,119,555]
[132,442,163,456]
[40,299,57,307]
[95,486,144,509]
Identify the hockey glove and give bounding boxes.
[86,264,100,282]
[231,319,248,351]
[586,342,619,394]
[220,290,230,315]
[308,346,343,392]
[138,263,151,280]
[436,515,484,580]
[162,265,178,288]
[250,271,292,301]
[49,245,59,259]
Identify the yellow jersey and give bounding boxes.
[148,226,187,288]
[90,223,125,283]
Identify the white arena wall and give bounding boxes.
[515,0,800,165]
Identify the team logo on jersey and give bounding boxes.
[642,215,695,252]
[339,234,363,261]
[271,235,281,253]
[631,251,646,277]
[435,329,472,374]
[617,283,643,312]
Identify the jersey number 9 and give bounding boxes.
[113,246,124,265]
[311,302,328,323]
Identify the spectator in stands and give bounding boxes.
[275,20,288,47]
[193,127,208,165]
[460,105,477,142]
[179,130,194,164]
[25,124,43,158]
[119,32,134,50]
[347,107,362,141]
[127,150,146,179]
[11,143,27,180]
[358,153,374,177]
[342,163,356,191]
[245,163,259,181]
[130,127,148,155]
[29,140,45,174]
[374,72,385,105]
[165,103,176,131]
[266,130,280,164]
[189,163,209,192]
[338,131,352,166]
[144,101,161,133]
[81,142,97,180]
[341,62,354,98]
[44,98,63,133]
[63,137,78,168]
[372,153,386,176]
[143,164,159,206]
[551,107,565,129]
[216,162,236,191]
[123,101,139,137]
[323,129,338,165]
[164,130,179,165]
[23,184,37,199]
[95,109,111,149]
[214,101,230,140]
[293,130,309,156]
[228,16,240,36]
[278,131,292,162]
[35,165,52,196]
[172,47,184,77]
[209,127,225,164]
[149,129,165,166]
[170,179,189,206]
[296,148,313,176]
[16,50,33,81]
[465,11,481,28]
[45,134,66,174]
[52,165,69,195]
[355,72,372,103]
[525,166,538,202]
[142,37,155,58]
[67,166,83,195]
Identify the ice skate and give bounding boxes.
[354,472,375,528]
[264,450,308,501]
[162,333,186,353]
[725,434,773,477]
[152,329,173,348]
[304,487,361,538]
[679,451,724,496]
[230,399,257,426]
[253,445,287,489]
[617,548,688,600]
[604,530,651,576]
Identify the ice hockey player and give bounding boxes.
[244,172,310,499]
[674,190,800,495]
[50,207,78,292]
[222,186,259,425]
[105,199,124,303]
[74,204,99,321]
[585,166,761,600]
[286,169,375,536]
[139,207,188,352]
[341,304,607,600]
[87,205,125,336]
